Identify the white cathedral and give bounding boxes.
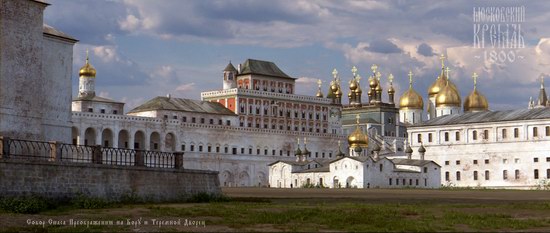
[1,0,548,190]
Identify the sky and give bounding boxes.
[43,0,550,111]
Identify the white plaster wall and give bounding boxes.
[409,119,550,188]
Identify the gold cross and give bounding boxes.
[371,64,378,74]
[332,68,338,79]
[376,71,381,81]
[317,79,322,88]
[445,67,450,79]
[439,54,446,68]
[356,74,361,84]
[541,75,545,87]
[472,72,478,88]
[388,73,394,84]
[85,49,90,64]
[351,66,358,77]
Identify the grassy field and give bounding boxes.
[1,190,550,232]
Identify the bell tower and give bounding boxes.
[78,50,97,99]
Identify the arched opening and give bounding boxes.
[346,176,356,188]
[101,128,113,147]
[333,176,340,188]
[84,128,96,146]
[118,130,129,149]
[150,132,160,151]
[238,171,250,187]
[221,170,234,187]
[71,127,79,145]
[165,133,176,152]
[134,131,145,150]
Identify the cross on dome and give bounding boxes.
[351,66,358,77]
[371,64,378,74]
[332,68,338,79]
[408,70,413,87]
[439,54,446,68]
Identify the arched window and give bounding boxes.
[473,171,478,180]
[472,130,478,140]
[485,170,490,180]
[483,130,489,140]
[514,128,519,138]
[455,131,460,141]
[502,129,507,139]
[417,134,422,143]
[546,126,550,136]
[456,171,461,181]
[533,127,539,137]
[444,132,449,142]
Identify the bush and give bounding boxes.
[0,196,50,214]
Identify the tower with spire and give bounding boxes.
[535,76,549,108]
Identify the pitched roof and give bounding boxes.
[223,62,237,72]
[43,24,77,42]
[128,96,236,115]
[411,107,550,127]
[73,95,123,104]
[390,158,439,167]
[239,59,294,79]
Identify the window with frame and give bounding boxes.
[473,171,478,180]
[546,126,550,136]
[455,131,460,141]
[444,132,449,142]
[515,170,520,179]
[534,127,539,137]
[417,134,422,143]
[502,129,507,139]
[472,130,478,140]
[456,171,461,181]
[483,130,489,140]
[473,160,478,165]
[428,133,432,142]
[485,170,490,180]
[514,128,519,138]
[534,169,539,179]
[445,172,450,181]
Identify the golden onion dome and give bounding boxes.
[428,72,458,96]
[464,89,488,112]
[349,79,358,90]
[369,77,378,88]
[336,86,343,96]
[348,127,368,147]
[79,56,96,77]
[463,73,488,112]
[435,83,461,107]
[354,85,362,94]
[388,85,395,94]
[399,88,424,109]
[316,89,324,98]
[348,115,368,148]
[375,81,382,91]
[330,82,339,92]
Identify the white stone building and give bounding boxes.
[0,0,77,142]
[269,117,441,189]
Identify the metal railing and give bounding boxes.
[0,136,183,169]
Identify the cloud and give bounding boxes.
[176,83,196,92]
[417,43,436,57]
[366,39,403,54]
[92,46,120,63]
[296,77,319,84]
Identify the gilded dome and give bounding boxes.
[375,80,382,91]
[79,56,96,77]
[354,85,362,94]
[349,79,358,90]
[428,70,459,96]
[330,81,339,92]
[369,77,377,88]
[435,83,461,107]
[464,89,488,112]
[348,127,368,148]
[388,85,395,94]
[316,89,324,98]
[399,88,424,109]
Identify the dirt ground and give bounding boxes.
[223,187,550,204]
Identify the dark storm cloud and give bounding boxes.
[366,39,402,54]
[44,0,126,44]
[417,43,435,57]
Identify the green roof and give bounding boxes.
[239,59,294,79]
[128,96,236,115]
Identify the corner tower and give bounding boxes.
[223,61,238,90]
